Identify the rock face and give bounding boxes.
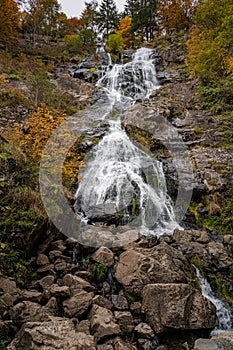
[7,318,96,350]
[142,283,217,333]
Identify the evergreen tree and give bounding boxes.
[97,0,119,36]
[124,0,157,42]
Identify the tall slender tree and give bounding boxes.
[97,0,119,36]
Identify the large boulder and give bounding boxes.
[142,283,217,333]
[115,242,195,296]
[7,318,96,350]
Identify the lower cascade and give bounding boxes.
[195,267,233,334]
[75,48,179,236]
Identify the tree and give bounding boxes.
[124,0,157,42]
[157,0,196,34]
[107,33,123,56]
[22,0,61,42]
[115,15,132,48]
[0,0,21,44]
[97,0,119,36]
[81,0,98,33]
[186,0,233,81]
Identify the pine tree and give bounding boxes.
[124,0,157,42]
[97,0,119,36]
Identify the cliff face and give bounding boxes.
[0,43,232,350]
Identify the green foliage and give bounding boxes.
[191,256,204,276]
[211,272,233,305]
[186,0,233,82]
[124,290,136,304]
[0,339,9,350]
[64,34,83,53]
[97,0,119,36]
[93,263,108,283]
[107,34,123,56]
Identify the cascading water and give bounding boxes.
[75,48,179,236]
[195,267,233,335]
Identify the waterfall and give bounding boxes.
[75,48,180,236]
[195,267,233,334]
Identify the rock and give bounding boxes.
[194,332,233,350]
[114,311,134,333]
[90,304,120,341]
[61,273,94,292]
[10,301,51,324]
[115,242,194,296]
[111,293,128,310]
[36,253,49,265]
[76,320,91,335]
[63,290,92,318]
[38,275,55,290]
[49,284,70,299]
[114,337,137,350]
[7,318,96,350]
[130,301,142,315]
[142,283,217,333]
[134,322,155,339]
[0,277,20,308]
[49,250,63,261]
[92,295,113,309]
[21,290,43,303]
[91,247,114,267]
[137,338,158,350]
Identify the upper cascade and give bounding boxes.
[97,47,160,109]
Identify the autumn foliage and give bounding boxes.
[0,0,21,44]
[186,0,233,81]
[3,107,84,185]
[115,16,132,48]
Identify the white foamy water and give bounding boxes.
[195,267,233,335]
[75,47,180,236]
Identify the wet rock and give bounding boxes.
[7,318,96,350]
[91,247,114,267]
[114,311,134,333]
[90,304,120,341]
[134,322,155,339]
[63,290,92,318]
[142,283,217,333]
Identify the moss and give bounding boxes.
[212,272,233,305]
[191,256,205,276]
[124,290,136,304]
[0,339,9,350]
[93,263,108,283]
